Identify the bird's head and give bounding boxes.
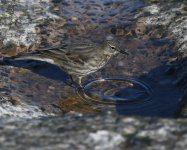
[106,35,129,55]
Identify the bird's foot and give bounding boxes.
[65,76,81,89]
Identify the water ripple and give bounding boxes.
[77,77,152,105]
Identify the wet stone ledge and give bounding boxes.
[0,1,186,150]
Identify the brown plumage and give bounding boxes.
[4,35,128,85]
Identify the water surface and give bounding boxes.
[0,0,185,118]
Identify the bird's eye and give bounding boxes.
[110,46,116,49]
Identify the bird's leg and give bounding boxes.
[88,74,95,81]
[77,76,83,87]
[65,75,83,89]
[72,76,83,87]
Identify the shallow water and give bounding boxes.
[0,0,185,118]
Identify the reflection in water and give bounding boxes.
[115,65,182,118]
[75,66,182,118]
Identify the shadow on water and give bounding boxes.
[1,57,185,118]
[1,59,76,87]
[115,64,183,118]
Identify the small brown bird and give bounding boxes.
[3,35,128,86]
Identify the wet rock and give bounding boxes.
[0,0,144,56]
[0,0,186,150]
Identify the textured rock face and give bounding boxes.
[0,0,186,150]
[1,114,187,150]
[0,0,144,56]
[0,0,51,56]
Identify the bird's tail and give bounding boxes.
[0,44,69,66]
[2,50,56,65]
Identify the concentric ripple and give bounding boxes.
[77,77,152,105]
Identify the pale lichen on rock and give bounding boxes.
[0,0,59,55]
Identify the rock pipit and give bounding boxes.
[2,35,128,86]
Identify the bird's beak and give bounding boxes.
[119,49,129,55]
[116,47,129,55]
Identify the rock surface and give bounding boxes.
[0,0,187,150]
[1,114,187,150]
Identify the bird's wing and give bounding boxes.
[40,42,96,59]
[27,43,93,66]
[68,42,95,52]
[66,43,96,63]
